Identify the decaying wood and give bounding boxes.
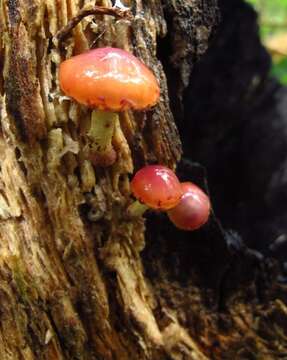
[55,4,132,44]
[0,0,286,359]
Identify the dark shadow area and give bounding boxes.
[182,0,287,267]
[143,0,287,306]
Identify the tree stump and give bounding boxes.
[0,0,287,359]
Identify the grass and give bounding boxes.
[247,0,287,84]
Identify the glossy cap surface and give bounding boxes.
[131,165,182,210]
[59,47,160,111]
[167,182,211,231]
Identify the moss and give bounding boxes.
[12,257,38,304]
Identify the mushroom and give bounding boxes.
[128,165,183,216]
[167,182,211,231]
[59,47,160,166]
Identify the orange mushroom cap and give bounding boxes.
[59,47,160,112]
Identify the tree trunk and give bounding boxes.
[0,0,286,359]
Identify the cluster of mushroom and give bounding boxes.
[129,165,211,231]
[59,47,210,230]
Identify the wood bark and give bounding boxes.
[0,0,286,359]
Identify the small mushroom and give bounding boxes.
[167,182,211,231]
[59,47,160,166]
[128,165,182,216]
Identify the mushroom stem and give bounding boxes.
[88,110,117,166]
[127,201,149,217]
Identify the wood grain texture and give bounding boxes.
[0,0,184,358]
[1,0,286,359]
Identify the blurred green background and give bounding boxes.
[247,0,287,84]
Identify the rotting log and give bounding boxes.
[0,0,287,359]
